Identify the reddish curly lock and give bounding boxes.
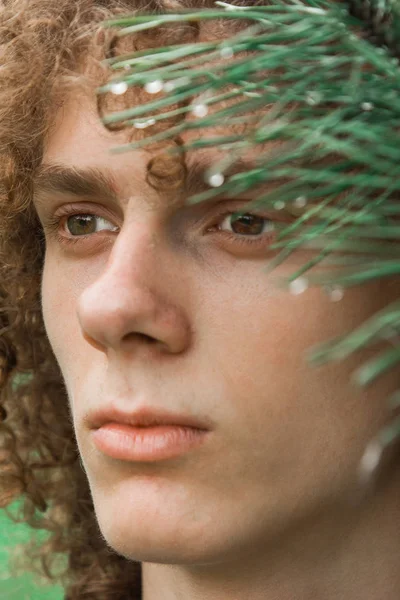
[0,1,264,598]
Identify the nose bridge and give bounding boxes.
[103,223,160,290]
[76,223,190,353]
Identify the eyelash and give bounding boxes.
[210,209,276,248]
[43,205,278,250]
[44,206,116,249]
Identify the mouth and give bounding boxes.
[88,405,212,431]
[88,405,212,462]
[91,423,210,462]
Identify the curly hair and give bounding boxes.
[0,0,270,598]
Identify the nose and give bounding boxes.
[76,225,191,355]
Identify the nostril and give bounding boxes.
[122,332,158,344]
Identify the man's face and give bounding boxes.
[37,90,399,567]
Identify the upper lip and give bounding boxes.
[88,406,212,431]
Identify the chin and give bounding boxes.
[95,509,242,567]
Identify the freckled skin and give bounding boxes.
[38,93,400,600]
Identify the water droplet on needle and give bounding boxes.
[208,173,225,187]
[145,80,164,94]
[289,277,309,295]
[110,81,128,95]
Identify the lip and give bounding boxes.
[88,406,212,432]
[91,424,209,462]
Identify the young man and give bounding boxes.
[1,1,400,599]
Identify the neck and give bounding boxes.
[142,467,400,600]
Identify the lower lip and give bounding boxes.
[92,423,209,462]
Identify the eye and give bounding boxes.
[220,213,275,236]
[65,214,119,236]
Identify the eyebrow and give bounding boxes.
[185,157,261,198]
[32,156,262,209]
[33,164,119,207]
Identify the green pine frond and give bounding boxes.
[97,0,400,449]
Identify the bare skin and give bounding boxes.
[35,89,400,600]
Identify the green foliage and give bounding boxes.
[97,0,400,449]
[0,502,63,599]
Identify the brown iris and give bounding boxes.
[229,214,267,235]
[67,215,96,236]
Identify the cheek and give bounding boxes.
[198,272,391,420]
[41,256,81,369]
[41,258,60,341]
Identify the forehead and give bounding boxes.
[42,75,285,209]
[42,11,287,206]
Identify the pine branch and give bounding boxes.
[97,0,400,449]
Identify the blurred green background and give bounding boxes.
[0,501,63,599]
